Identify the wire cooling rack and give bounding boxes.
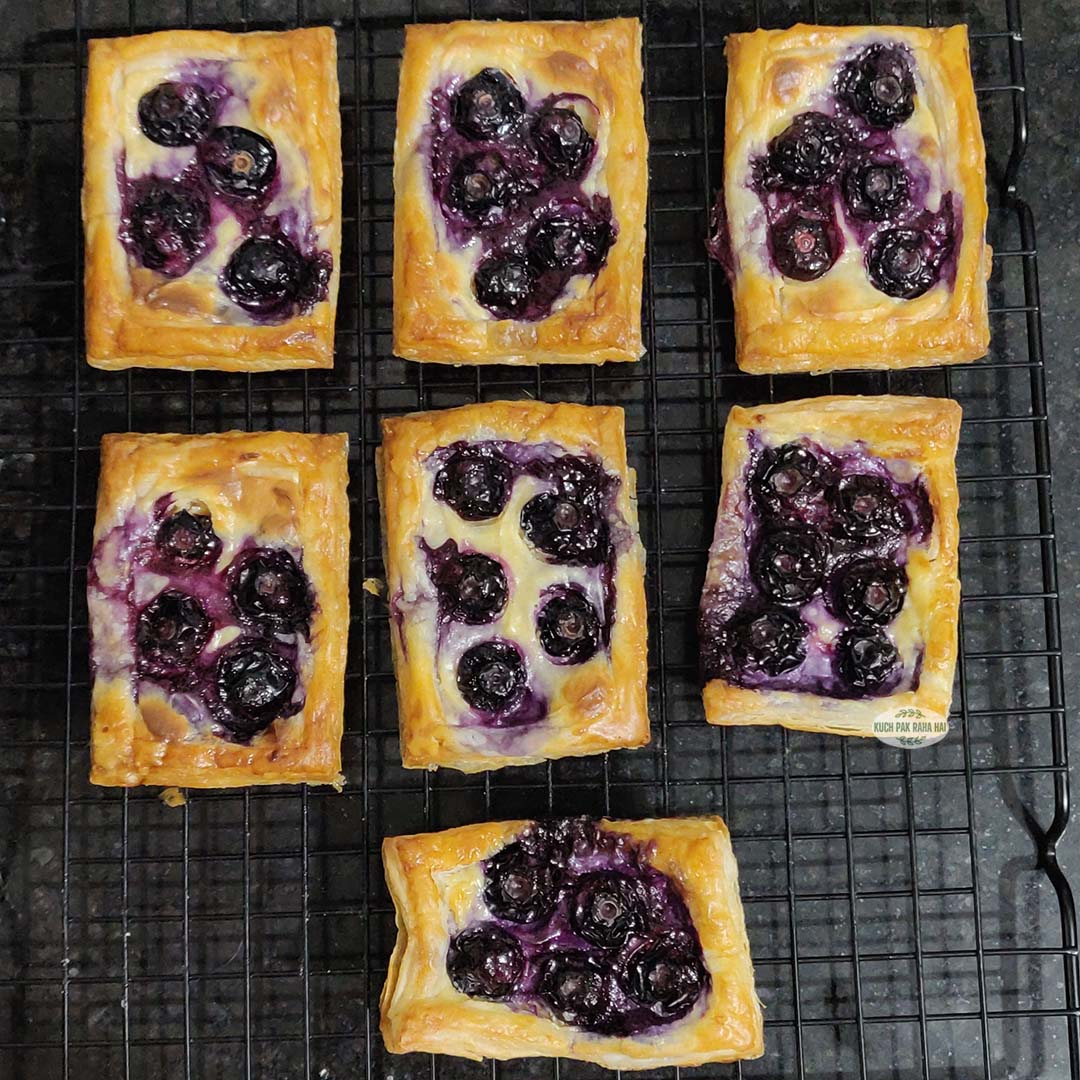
[0,0,1076,1077]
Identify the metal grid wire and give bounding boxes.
[0,0,1076,1076]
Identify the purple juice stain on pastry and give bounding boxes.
[448,818,710,1036]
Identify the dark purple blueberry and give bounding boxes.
[447,151,522,229]
[831,474,909,541]
[771,213,838,282]
[866,228,937,299]
[215,642,298,737]
[431,551,508,625]
[832,558,907,626]
[452,68,525,140]
[718,606,807,677]
[198,126,277,200]
[537,591,601,665]
[473,253,535,319]
[532,106,595,178]
[484,840,564,924]
[229,549,312,632]
[538,453,609,499]
[136,590,212,672]
[752,528,828,606]
[767,112,846,187]
[521,492,610,568]
[526,210,613,275]
[457,640,527,714]
[433,446,513,521]
[837,43,916,129]
[127,180,210,277]
[836,627,900,694]
[137,82,214,147]
[446,925,525,1000]
[155,507,221,568]
[536,952,614,1031]
[752,442,832,522]
[220,236,303,316]
[570,872,646,949]
[620,931,708,1020]
[842,161,910,222]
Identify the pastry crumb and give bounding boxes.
[159,787,187,808]
[362,577,386,597]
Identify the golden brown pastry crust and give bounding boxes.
[89,431,349,787]
[380,817,763,1069]
[703,395,961,736]
[378,401,648,772]
[83,28,341,371]
[723,24,990,374]
[393,19,647,365]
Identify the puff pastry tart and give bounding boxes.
[377,401,648,772]
[83,28,342,371]
[88,431,349,788]
[710,24,990,374]
[700,396,961,736]
[381,816,763,1069]
[393,19,647,365]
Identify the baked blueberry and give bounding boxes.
[446,925,525,1001]
[539,453,609,499]
[430,550,508,625]
[836,626,900,694]
[136,590,212,672]
[457,640,527,714]
[537,590,601,665]
[752,442,831,522]
[866,228,938,299]
[832,558,907,626]
[752,528,828,606]
[837,43,916,129]
[220,236,305,316]
[771,213,838,282]
[718,606,807,677]
[137,82,214,147]
[526,209,613,276]
[229,549,312,632]
[536,952,613,1031]
[532,106,595,178]
[453,68,525,140]
[433,446,513,521]
[198,126,277,200]
[620,931,708,1020]
[215,642,298,737]
[767,112,846,187]
[521,492,609,567]
[832,474,909,541]
[447,151,522,228]
[473,254,535,319]
[484,840,563,924]
[155,507,221,568]
[842,161,909,222]
[570,871,646,949]
[127,180,210,277]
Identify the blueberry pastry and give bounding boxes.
[377,401,648,772]
[700,396,961,735]
[381,816,762,1068]
[393,19,647,364]
[83,28,341,371]
[88,432,349,787]
[710,25,990,373]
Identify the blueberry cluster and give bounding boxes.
[427,443,616,723]
[433,69,616,320]
[750,43,954,298]
[134,506,313,741]
[121,80,330,321]
[701,439,931,698]
[445,819,709,1036]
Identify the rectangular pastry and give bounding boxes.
[381,816,763,1069]
[83,27,342,371]
[393,19,647,364]
[88,431,349,787]
[377,401,648,772]
[713,24,990,373]
[699,395,961,736]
